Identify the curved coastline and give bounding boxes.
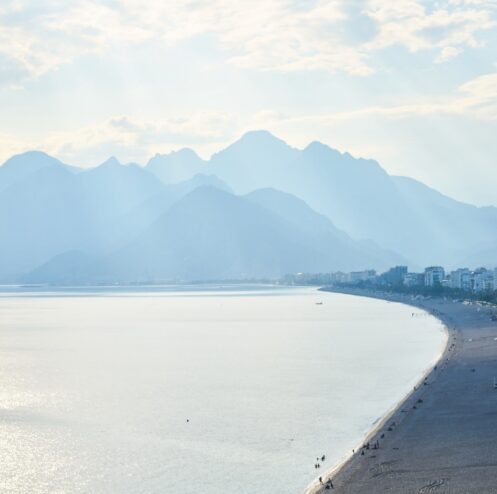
[304,288,451,494]
[307,287,497,494]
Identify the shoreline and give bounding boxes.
[309,287,497,493]
[304,288,451,494]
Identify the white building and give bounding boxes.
[472,268,494,293]
[347,270,376,284]
[450,268,471,291]
[424,266,445,287]
[403,272,424,287]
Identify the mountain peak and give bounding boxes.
[146,148,206,185]
[150,147,200,162]
[237,129,289,147]
[0,150,68,193]
[178,173,233,194]
[173,148,200,159]
[210,130,296,165]
[240,129,276,139]
[99,156,122,168]
[304,140,330,151]
[2,150,64,169]
[303,140,342,159]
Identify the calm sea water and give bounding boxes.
[0,286,445,493]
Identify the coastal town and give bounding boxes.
[286,265,497,297]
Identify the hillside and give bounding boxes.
[3,130,497,283]
[25,187,399,283]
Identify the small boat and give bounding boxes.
[316,302,323,305]
[493,377,497,390]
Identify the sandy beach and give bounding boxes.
[311,287,497,494]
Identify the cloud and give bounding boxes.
[458,72,497,118]
[0,131,29,163]
[249,70,497,129]
[363,0,496,62]
[0,0,372,83]
[1,69,496,167]
[436,45,462,62]
[0,0,495,85]
[28,112,238,166]
[449,0,497,7]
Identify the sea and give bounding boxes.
[0,285,446,493]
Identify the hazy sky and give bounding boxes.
[0,0,496,205]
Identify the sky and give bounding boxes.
[0,0,497,206]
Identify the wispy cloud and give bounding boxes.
[0,112,239,165]
[363,0,496,60]
[0,0,368,83]
[255,70,497,126]
[1,69,497,166]
[0,0,495,85]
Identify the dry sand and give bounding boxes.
[312,288,497,494]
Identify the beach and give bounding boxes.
[312,288,497,494]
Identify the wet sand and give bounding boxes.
[312,288,497,494]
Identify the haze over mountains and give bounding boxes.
[1,131,495,284]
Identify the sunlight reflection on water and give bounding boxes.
[0,287,445,494]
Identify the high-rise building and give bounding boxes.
[424,266,445,287]
[472,268,494,293]
[381,266,408,286]
[403,272,424,287]
[450,268,471,291]
[348,270,377,284]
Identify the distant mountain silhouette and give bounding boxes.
[391,176,497,266]
[245,188,405,269]
[98,174,234,252]
[0,164,89,279]
[147,148,206,184]
[2,131,496,283]
[25,187,400,283]
[76,158,166,247]
[149,131,497,267]
[25,250,101,285]
[457,243,497,270]
[0,161,235,282]
[0,151,76,193]
[108,185,335,282]
[206,133,433,264]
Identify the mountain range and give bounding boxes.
[1,131,495,284]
